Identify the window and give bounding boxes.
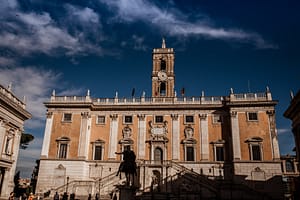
[246,137,263,161]
[251,145,261,160]
[58,144,68,159]
[160,59,166,70]
[285,160,295,172]
[213,114,223,124]
[248,112,258,121]
[155,115,164,123]
[97,115,105,124]
[94,146,103,160]
[154,147,163,163]
[160,83,166,96]
[211,140,225,161]
[63,113,72,122]
[215,146,225,161]
[185,115,194,124]
[56,137,70,159]
[186,147,195,161]
[124,115,133,124]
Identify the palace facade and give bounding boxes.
[36,40,283,199]
[0,84,31,199]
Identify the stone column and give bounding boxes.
[78,112,91,159]
[230,111,241,160]
[108,114,118,159]
[199,114,209,160]
[137,114,146,159]
[41,112,53,158]
[267,110,280,160]
[171,114,179,160]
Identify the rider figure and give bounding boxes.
[115,147,137,177]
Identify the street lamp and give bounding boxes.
[66,176,69,193]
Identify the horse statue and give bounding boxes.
[115,149,137,186]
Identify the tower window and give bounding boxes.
[160,59,166,70]
[160,82,166,96]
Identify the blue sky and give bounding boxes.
[0,0,299,178]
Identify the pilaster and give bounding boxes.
[267,110,280,160]
[108,114,119,159]
[171,114,180,160]
[230,111,241,160]
[78,112,91,159]
[137,114,146,159]
[199,114,209,160]
[41,112,53,158]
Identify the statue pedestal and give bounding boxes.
[116,185,137,200]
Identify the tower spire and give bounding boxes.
[162,37,166,48]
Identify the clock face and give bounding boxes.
[158,71,167,81]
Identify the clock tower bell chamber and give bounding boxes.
[152,38,175,97]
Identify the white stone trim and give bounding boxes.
[108,115,119,159]
[138,114,146,159]
[171,114,180,160]
[41,112,53,157]
[230,111,241,160]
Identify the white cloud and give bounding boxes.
[65,4,100,24]
[0,1,103,62]
[0,67,60,128]
[100,0,276,49]
[0,56,17,66]
[277,128,291,135]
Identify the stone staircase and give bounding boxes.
[47,161,283,200]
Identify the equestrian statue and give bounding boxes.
[115,148,137,186]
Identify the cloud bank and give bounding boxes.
[100,0,276,49]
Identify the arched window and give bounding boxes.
[160,82,166,96]
[160,59,166,70]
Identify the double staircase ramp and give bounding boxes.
[51,161,278,199]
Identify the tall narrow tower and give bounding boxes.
[152,38,175,97]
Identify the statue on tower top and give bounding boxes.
[162,37,166,48]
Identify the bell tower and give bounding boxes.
[152,38,175,97]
